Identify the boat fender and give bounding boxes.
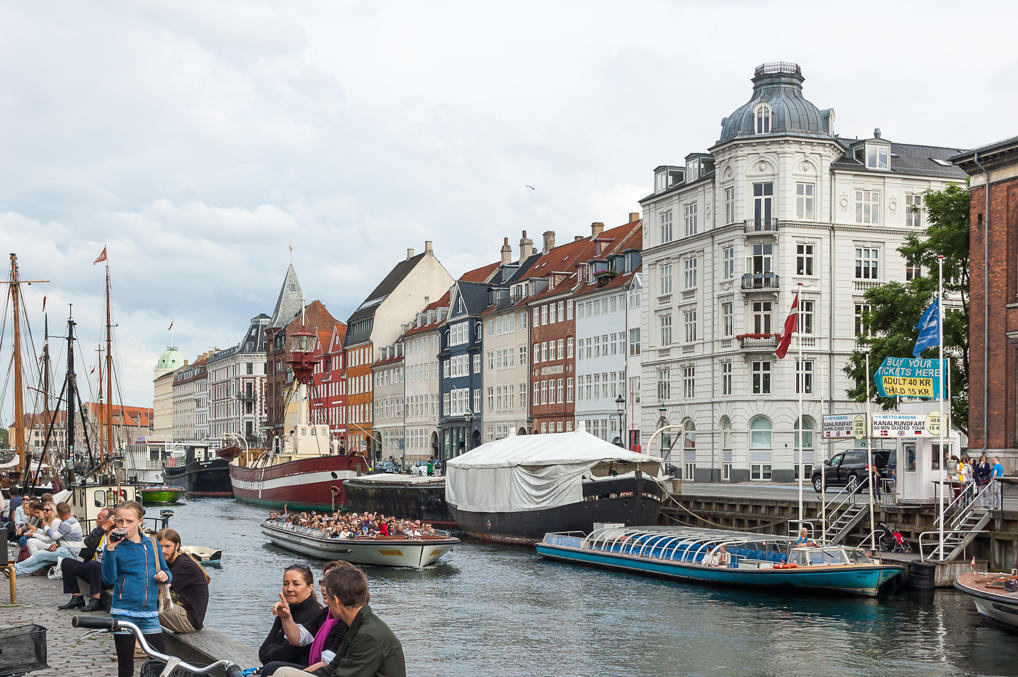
[774,563,797,569]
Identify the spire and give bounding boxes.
[269,263,304,329]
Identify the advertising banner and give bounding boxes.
[871,412,943,438]
[872,357,945,399]
[822,414,866,439]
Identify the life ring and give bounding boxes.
[774,562,797,569]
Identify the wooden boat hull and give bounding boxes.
[954,572,1018,629]
[449,475,663,545]
[230,455,368,511]
[536,540,903,597]
[163,459,234,497]
[342,477,453,526]
[140,486,185,505]
[260,522,456,569]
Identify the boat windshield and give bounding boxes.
[845,548,873,564]
[790,547,850,565]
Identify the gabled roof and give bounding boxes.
[209,314,271,363]
[459,261,500,284]
[345,252,427,345]
[572,223,643,299]
[269,265,304,329]
[449,281,491,319]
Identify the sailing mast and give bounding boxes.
[105,259,113,461]
[42,316,51,470]
[96,345,104,455]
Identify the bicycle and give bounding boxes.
[72,616,247,677]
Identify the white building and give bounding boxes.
[400,296,446,460]
[372,343,406,464]
[207,314,270,443]
[152,347,184,442]
[639,62,966,482]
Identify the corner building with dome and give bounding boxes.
[639,62,965,482]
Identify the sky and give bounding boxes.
[1,1,1016,416]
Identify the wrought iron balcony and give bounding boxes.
[743,218,779,234]
[738,334,779,351]
[741,272,779,291]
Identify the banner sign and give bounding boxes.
[871,412,942,438]
[873,357,945,399]
[822,414,866,439]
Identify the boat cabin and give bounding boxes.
[786,546,874,567]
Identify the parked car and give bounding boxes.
[811,449,892,493]
[376,461,398,473]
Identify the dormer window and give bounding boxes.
[866,144,889,170]
[754,104,772,134]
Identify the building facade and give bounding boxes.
[171,356,208,442]
[309,324,348,443]
[438,281,490,458]
[207,314,270,443]
[265,264,306,446]
[400,295,447,461]
[372,344,405,464]
[152,347,184,441]
[639,62,966,482]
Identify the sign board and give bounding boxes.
[822,414,866,439]
[871,412,943,438]
[873,357,945,399]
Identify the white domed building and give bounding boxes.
[152,346,185,442]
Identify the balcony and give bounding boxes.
[743,218,779,234]
[237,392,257,401]
[741,272,779,291]
[738,334,779,351]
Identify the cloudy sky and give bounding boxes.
[1,1,1015,414]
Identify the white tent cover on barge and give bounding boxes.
[445,431,665,513]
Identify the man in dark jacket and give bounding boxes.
[58,508,113,611]
[157,528,210,632]
[273,565,405,677]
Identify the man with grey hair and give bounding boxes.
[57,507,113,611]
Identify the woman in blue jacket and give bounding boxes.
[102,500,172,677]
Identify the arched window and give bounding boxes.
[720,416,733,450]
[682,418,696,451]
[750,416,772,449]
[794,416,815,450]
[754,104,772,134]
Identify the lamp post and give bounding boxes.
[614,395,626,447]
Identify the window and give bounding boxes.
[629,328,641,356]
[659,314,672,345]
[660,210,673,244]
[473,389,481,413]
[541,305,548,326]
[683,257,698,289]
[795,416,815,450]
[657,367,671,400]
[751,464,772,481]
[683,203,698,237]
[866,144,889,170]
[449,322,469,346]
[442,393,450,416]
[854,303,872,336]
[566,377,573,402]
[721,301,734,337]
[750,416,772,448]
[442,360,450,378]
[629,376,640,404]
[855,247,879,280]
[549,303,557,324]
[533,307,539,327]
[796,243,814,276]
[906,262,922,281]
[751,361,771,394]
[557,378,564,404]
[753,182,773,225]
[556,339,564,360]
[754,104,772,134]
[567,337,574,358]
[800,299,815,335]
[906,192,923,228]
[752,301,772,334]
[683,309,697,343]
[724,187,735,224]
[660,263,672,295]
[855,190,880,225]
[722,245,735,280]
[749,242,773,277]
[472,354,481,374]
[796,360,813,394]
[796,182,815,220]
[721,362,732,396]
[682,367,695,399]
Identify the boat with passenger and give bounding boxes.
[954,569,1018,629]
[536,525,904,597]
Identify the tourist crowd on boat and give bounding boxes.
[265,508,439,540]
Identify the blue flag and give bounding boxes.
[913,298,940,357]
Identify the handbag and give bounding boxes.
[148,535,173,613]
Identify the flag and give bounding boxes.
[168,321,174,331]
[775,291,799,359]
[288,244,293,253]
[913,298,940,357]
[42,296,46,311]
[93,246,107,265]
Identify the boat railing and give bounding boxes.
[582,528,788,568]
[918,529,989,561]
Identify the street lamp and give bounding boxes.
[614,395,626,447]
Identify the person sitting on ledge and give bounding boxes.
[157,528,211,633]
[15,502,84,576]
[259,564,323,667]
[58,507,114,612]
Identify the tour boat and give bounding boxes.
[342,474,453,526]
[536,526,905,597]
[954,570,1018,629]
[260,519,458,569]
[180,545,223,567]
[139,484,185,506]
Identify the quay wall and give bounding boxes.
[659,493,1018,570]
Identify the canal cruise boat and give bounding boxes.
[537,525,904,597]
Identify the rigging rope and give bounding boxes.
[662,494,796,531]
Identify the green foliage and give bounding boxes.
[844,183,970,432]
[0,427,8,448]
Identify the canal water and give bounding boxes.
[168,498,1018,676]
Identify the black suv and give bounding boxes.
[811,449,891,493]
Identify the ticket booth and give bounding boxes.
[890,402,966,503]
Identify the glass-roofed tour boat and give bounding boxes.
[537,525,904,597]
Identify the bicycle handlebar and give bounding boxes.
[72,616,119,631]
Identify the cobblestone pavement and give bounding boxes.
[2,547,143,676]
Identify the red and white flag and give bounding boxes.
[775,290,799,359]
[93,246,107,265]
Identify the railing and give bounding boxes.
[738,335,779,350]
[741,272,779,290]
[743,218,779,234]
[817,483,858,543]
[918,529,989,561]
[934,481,996,531]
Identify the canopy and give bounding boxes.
[445,431,664,514]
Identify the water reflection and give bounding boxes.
[166,498,1018,676]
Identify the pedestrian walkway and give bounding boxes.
[1,560,142,676]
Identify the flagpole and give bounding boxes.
[866,352,875,550]
[820,358,827,543]
[796,283,803,531]
[937,254,945,561]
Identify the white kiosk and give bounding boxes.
[883,401,966,504]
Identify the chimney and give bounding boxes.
[874,128,881,139]
[406,248,415,260]
[519,230,534,260]
[542,230,555,254]
[500,237,512,266]
[424,240,433,254]
[591,221,604,237]
[629,212,640,223]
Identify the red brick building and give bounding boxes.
[953,137,1018,469]
[309,323,348,446]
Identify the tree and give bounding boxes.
[844,183,970,432]
[0,427,8,449]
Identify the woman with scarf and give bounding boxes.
[259,563,324,669]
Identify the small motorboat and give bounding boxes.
[260,520,458,569]
[537,525,904,597]
[140,485,186,506]
[954,570,1018,629]
[180,545,223,567]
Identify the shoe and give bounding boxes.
[58,595,86,610]
[81,598,103,612]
